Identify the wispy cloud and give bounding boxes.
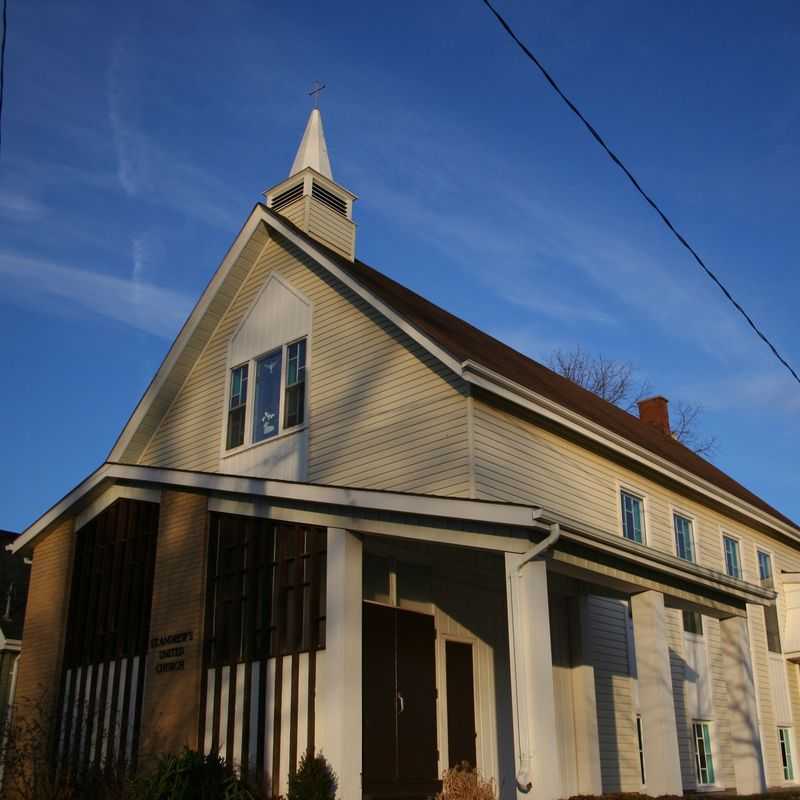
[0,251,193,339]
[0,190,46,222]
[105,37,242,229]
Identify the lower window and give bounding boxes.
[693,721,716,786]
[780,727,795,781]
[636,714,646,785]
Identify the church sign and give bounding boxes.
[151,630,193,674]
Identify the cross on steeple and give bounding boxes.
[308,81,326,108]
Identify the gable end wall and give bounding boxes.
[138,234,471,497]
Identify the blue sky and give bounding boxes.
[1,0,798,532]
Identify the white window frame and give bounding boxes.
[779,726,796,783]
[635,713,646,787]
[671,507,697,564]
[692,719,718,788]
[222,335,309,457]
[756,545,775,588]
[721,532,743,580]
[618,485,648,546]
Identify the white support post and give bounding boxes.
[569,595,603,795]
[505,554,562,800]
[321,528,362,799]
[721,613,767,794]
[630,590,683,796]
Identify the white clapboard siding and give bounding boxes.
[748,603,783,785]
[588,596,640,792]
[770,653,793,727]
[139,235,471,498]
[705,617,736,788]
[307,199,353,258]
[473,397,800,790]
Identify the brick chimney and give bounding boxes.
[637,396,671,436]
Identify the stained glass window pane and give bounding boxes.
[253,349,283,442]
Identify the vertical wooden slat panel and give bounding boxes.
[204,669,216,755]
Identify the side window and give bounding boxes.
[674,513,696,562]
[780,728,795,782]
[683,610,704,636]
[692,721,716,785]
[284,339,307,429]
[621,491,645,544]
[226,364,248,450]
[758,550,773,587]
[723,535,742,578]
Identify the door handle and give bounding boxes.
[397,692,405,714]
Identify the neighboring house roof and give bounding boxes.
[272,210,800,534]
[0,531,30,641]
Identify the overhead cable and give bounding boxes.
[481,0,800,386]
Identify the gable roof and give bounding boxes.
[272,210,800,536]
[110,203,798,539]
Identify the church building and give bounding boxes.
[10,108,800,800]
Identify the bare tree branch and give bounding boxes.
[548,347,717,459]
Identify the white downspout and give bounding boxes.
[517,521,561,574]
[511,520,561,794]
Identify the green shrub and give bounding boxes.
[286,750,337,800]
[133,748,258,800]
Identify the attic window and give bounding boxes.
[271,182,304,211]
[311,180,347,216]
[225,337,307,451]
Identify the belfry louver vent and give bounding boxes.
[312,180,347,217]
[271,182,304,211]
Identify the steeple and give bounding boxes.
[290,109,333,180]
[264,104,358,261]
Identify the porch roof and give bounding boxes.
[8,462,774,618]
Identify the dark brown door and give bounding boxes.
[362,603,439,794]
[363,602,398,786]
[445,641,477,769]
[396,608,438,784]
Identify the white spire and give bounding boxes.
[290,108,333,180]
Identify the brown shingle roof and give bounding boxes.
[268,206,799,534]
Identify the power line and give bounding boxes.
[0,0,6,158]
[481,0,800,387]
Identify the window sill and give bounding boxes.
[222,424,307,460]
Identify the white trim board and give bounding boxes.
[9,462,543,555]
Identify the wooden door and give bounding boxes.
[445,640,477,769]
[362,603,439,794]
[363,602,398,787]
[396,608,438,784]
